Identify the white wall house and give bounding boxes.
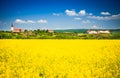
[87,30,110,34]
[87,30,98,34]
[98,30,110,34]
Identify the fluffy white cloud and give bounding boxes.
[37,19,47,23]
[65,9,89,16]
[74,17,81,20]
[15,19,47,24]
[65,9,78,16]
[79,10,86,16]
[15,19,26,23]
[53,13,61,16]
[88,14,120,20]
[27,20,35,23]
[82,20,91,24]
[15,19,35,23]
[101,12,111,15]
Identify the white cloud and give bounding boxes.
[88,16,104,20]
[27,20,35,23]
[65,9,92,17]
[15,19,47,24]
[15,19,26,23]
[79,10,86,16]
[37,19,47,23]
[53,13,61,16]
[65,9,78,16]
[82,20,91,24]
[74,17,81,20]
[15,19,35,23]
[92,25,98,29]
[110,14,120,20]
[88,14,120,20]
[88,13,93,16]
[101,12,111,15]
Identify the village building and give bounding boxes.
[87,30,110,34]
[98,30,110,34]
[48,30,54,33]
[11,24,22,32]
[87,30,98,34]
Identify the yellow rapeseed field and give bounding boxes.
[0,40,120,78]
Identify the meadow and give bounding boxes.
[0,40,120,78]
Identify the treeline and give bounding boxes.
[0,29,120,39]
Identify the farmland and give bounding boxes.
[0,29,120,39]
[0,40,120,78]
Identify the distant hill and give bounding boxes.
[54,29,88,33]
[54,29,120,33]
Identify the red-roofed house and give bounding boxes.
[11,24,22,32]
[48,30,54,33]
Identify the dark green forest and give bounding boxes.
[0,29,120,39]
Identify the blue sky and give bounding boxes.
[0,0,120,30]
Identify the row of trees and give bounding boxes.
[0,29,120,39]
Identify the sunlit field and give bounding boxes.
[0,40,120,78]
